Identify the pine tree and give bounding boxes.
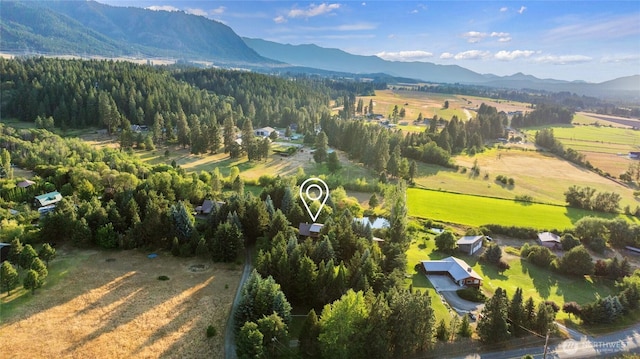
[508,288,525,336]
[23,269,40,295]
[313,131,328,163]
[1,261,19,295]
[477,287,511,343]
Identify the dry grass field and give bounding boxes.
[0,249,241,359]
[415,147,638,208]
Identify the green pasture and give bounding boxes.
[407,187,634,229]
[404,232,453,322]
[523,124,640,149]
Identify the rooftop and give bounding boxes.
[421,256,483,282]
[538,232,561,243]
[457,235,484,245]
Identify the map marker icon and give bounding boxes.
[299,177,330,222]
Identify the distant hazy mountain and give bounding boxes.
[1,0,274,65]
[244,38,639,98]
[243,38,488,84]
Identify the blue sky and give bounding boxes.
[97,1,640,82]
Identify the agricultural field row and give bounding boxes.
[406,187,636,229]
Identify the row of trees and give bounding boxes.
[477,287,557,343]
[1,240,55,295]
[564,185,621,213]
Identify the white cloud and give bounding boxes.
[490,32,509,38]
[440,52,454,59]
[274,15,286,23]
[388,34,396,39]
[600,54,640,63]
[495,50,536,61]
[288,3,340,18]
[335,23,377,31]
[518,6,527,14]
[454,50,491,60]
[362,2,366,6]
[498,37,512,42]
[411,9,419,14]
[462,31,487,43]
[146,5,179,12]
[535,55,592,65]
[500,7,508,12]
[210,6,226,15]
[186,8,207,16]
[376,50,434,61]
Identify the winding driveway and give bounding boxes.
[224,248,253,359]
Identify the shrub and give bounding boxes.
[457,287,487,302]
[158,275,170,281]
[483,224,537,239]
[206,325,217,338]
[524,245,556,269]
[515,194,534,202]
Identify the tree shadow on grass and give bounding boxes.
[520,259,555,299]
[555,275,615,304]
[479,262,508,281]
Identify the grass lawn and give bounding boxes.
[405,234,618,332]
[407,187,637,229]
[404,232,453,323]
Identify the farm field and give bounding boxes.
[406,187,634,229]
[0,248,240,359]
[358,90,469,123]
[414,148,638,209]
[522,123,640,176]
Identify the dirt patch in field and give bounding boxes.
[0,249,241,359]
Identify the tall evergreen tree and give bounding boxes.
[477,287,511,343]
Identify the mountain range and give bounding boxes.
[1,0,638,98]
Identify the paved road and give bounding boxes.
[452,323,640,358]
[224,248,253,359]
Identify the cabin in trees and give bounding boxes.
[195,199,224,215]
[456,235,484,256]
[421,256,483,288]
[0,242,10,262]
[537,232,561,249]
[255,127,277,138]
[299,223,324,238]
[34,191,62,208]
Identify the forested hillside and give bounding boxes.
[1,0,271,64]
[0,57,331,144]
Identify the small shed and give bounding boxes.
[255,127,277,138]
[17,179,35,188]
[457,235,484,256]
[299,223,324,238]
[538,232,561,249]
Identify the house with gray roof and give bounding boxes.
[421,256,483,288]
